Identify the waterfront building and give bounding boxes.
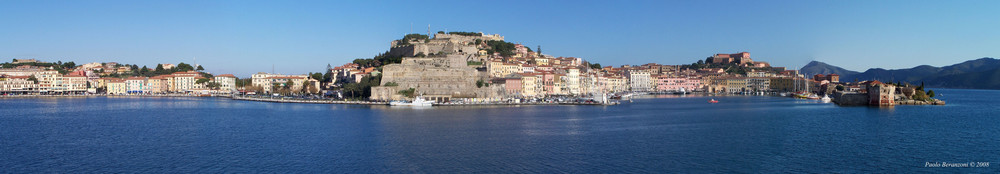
[125,77,147,94]
[542,72,563,95]
[521,73,542,98]
[251,72,310,93]
[62,75,88,94]
[597,75,629,93]
[747,77,771,92]
[0,67,58,77]
[655,77,701,92]
[625,69,652,92]
[214,74,237,93]
[0,76,38,94]
[107,79,127,95]
[503,74,523,97]
[725,78,749,93]
[866,81,895,106]
[769,77,795,92]
[171,71,200,92]
[565,69,582,95]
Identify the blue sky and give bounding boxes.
[2,0,998,77]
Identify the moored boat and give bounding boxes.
[389,96,435,106]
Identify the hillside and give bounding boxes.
[798,61,859,76]
[807,57,1000,89]
[925,68,1000,89]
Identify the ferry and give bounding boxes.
[389,96,435,106]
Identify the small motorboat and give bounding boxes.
[806,93,820,100]
[821,94,832,103]
[708,99,719,103]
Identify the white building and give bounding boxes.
[213,74,237,93]
[625,70,652,92]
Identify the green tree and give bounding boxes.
[476,80,485,88]
[397,88,416,98]
[176,63,194,71]
[446,31,480,36]
[485,40,516,57]
[310,72,324,81]
[207,82,220,90]
[323,71,333,82]
[927,90,935,98]
[285,79,295,90]
[836,85,845,91]
[63,61,76,69]
[139,66,149,76]
[235,78,251,87]
[155,64,165,73]
[589,63,602,69]
[196,65,204,71]
[299,80,309,94]
[537,45,541,55]
[27,76,39,84]
[196,78,211,84]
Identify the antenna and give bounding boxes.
[427,24,430,36]
[410,22,413,34]
[272,64,275,74]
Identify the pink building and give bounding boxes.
[656,77,701,92]
[504,76,522,95]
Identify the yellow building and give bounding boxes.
[107,79,127,95]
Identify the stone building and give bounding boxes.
[707,52,753,65]
[866,81,895,106]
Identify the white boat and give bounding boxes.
[821,94,832,103]
[390,96,435,106]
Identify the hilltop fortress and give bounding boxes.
[388,32,504,62]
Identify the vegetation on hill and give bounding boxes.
[2,61,79,74]
[485,40,516,57]
[681,60,783,75]
[398,33,429,45]
[447,31,480,36]
[100,62,199,78]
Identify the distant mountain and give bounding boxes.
[799,61,859,76]
[925,68,1000,89]
[806,57,1000,89]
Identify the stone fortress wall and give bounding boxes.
[371,54,499,101]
